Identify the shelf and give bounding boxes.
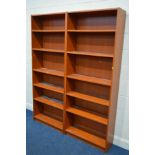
[34,113,63,130]
[67,51,113,58]
[33,68,64,77]
[32,48,65,53]
[67,91,110,107]
[33,82,64,94]
[67,74,111,86]
[66,107,108,125]
[32,30,65,32]
[32,32,65,51]
[67,30,115,33]
[67,32,114,54]
[66,126,106,149]
[34,96,63,110]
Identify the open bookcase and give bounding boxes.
[31,8,126,151]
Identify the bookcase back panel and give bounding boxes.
[68,10,117,30]
[70,80,110,100]
[43,33,65,50]
[33,87,43,97]
[34,101,44,114]
[71,114,107,138]
[68,97,108,117]
[32,33,65,50]
[33,72,64,88]
[75,55,112,79]
[43,89,64,103]
[32,51,43,69]
[33,72,43,83]
[32,14,65,30]
[43,74,64,88]
[68,33,114,54]
[42,16,65,30]
[43,53,64,71]
[43,104,63,121]
[32,17,42,30]
[32,33,43,48]
[34,87,64,103]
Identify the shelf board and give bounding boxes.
[67,74,111,86]
[66,126,106,149]
[33,82,64,94]
[34,96,63,110]
[33,68,64,77]
[32,48,64,53]
[67,30,115,33]
[67,91,110,107]
[66,107,108,125]
[34,113,63,130]
[67,51,113,58]
[32,30,65,32]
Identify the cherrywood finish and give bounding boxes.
[34,96,63,110]
[107,8,126,145]
[31,8,126,151]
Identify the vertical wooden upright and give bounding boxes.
[107,8,126,146]
[31,8,126,151]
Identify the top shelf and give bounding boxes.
[67,30,116,33]
[32,29,115,33]
[32,9,117,32]
[32,30,65,32]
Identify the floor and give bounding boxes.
[26,110,129,155]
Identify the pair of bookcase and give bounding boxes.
[31,8,126,151]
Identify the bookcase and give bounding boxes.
[31,8,126,151]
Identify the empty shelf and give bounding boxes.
[32,48,65,53]
[33,68,64,77]
[66,126,106,149]
[66,107,108,125]
[67,51,113,58]
[34,113,63,130]
[67,30,116,33]
[34,96,63,110]
[67,91,110,107]
[33,82,64,94]
[67,74,111,86]
[32,30,65,32]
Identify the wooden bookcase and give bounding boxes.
[31,8,126,151]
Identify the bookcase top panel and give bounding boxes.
[31,8,123,17]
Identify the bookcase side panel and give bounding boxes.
[107,8,126,145]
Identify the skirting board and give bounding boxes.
[26,102,33,111]
[26,102,129,150]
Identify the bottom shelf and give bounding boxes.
[66,126,106,149]
[34,113,63,130]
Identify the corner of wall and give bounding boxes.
[26,102,33,111]
[113,135,129,150]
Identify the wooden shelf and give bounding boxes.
[32,30,65,32]
[67,74,111,86]
[33,68,64,77]
[66,107,108,125]
[67,91,110,107]
[34,96,63,110]
[32,48,65,53]
[66,126,106,149]
[67,30,115,33]
[33,82,64,94]
[34,113,63,130]
[67,51,113,58]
